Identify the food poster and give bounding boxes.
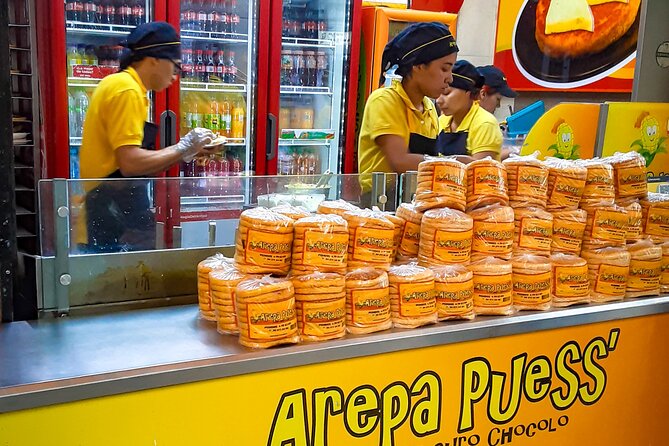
[520,103,599,159]
[599,102,669,189]
[494,0,640,91]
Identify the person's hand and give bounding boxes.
[175,128,216,162]
[199,135,226,155]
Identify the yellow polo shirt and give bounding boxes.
[438,101,502,160]
[80,67,149,179]
[358,80,439,191]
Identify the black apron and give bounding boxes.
[408,132,439,156]
[84,122,158,253]
[436,130,469,156]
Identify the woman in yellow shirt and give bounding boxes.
[358,22,459,187]
[436,60,503,162]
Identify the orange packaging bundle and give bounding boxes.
[580,247,630,303]
[431,264,474,321]
[625,239,662,298]
[292,214,348,275]
[292,272,346,342]
[661,242,669,294]
[344,268,392,334]
[418,207,473,267]
[469,204,514,261]
[605,151,648,200]
[550,209,587,255]
[197,253,234,321]
[395,203,423,260]
[640,192,669,243]
[343,209,396,271]
[235,207,294,275]
[469,256,514,316]
[317,199,360,216]
[581,203,628,251]
[414,157,467,212]
[388,264,436,329]
[271,204,311,221]
[512,254,552,311]
[513,207,553,257]
[209,266,249,334]
[544,158,587,211]
[466,157,509,211]
[550,253,590,307]
[503,153,548,209]
[616,198,643,242]
[577,159,615,207]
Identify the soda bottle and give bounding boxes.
[95,0,104,23]
[196,0,207,30]
[182,0,194,30]
[216,49,226,83]
[68,91,77,137]
[67,46,81,77]
[225,51,237,84]
[205,0,215,32]
[220,97,231,137]
[305,51,317,86]
[231,99,245,139]
[229,0,240,34]
[204,95,220,131]
[280,49,293,85]
[316,51,328,87]
[65,0,75,21]
[195,48,206,82]
[228,152,242,174]
[132,0,145,25]
[74,90,90,137]
[117,0,131,25]
[190,93,205,129]
[181,46,194,81]
[292,50,304,86]
[181,92,193,136]
[307,151,318,175]
[85,45,98,66]
[223,0,232,33]
[317,11,328,37]
[205,48,216,82]
[101,0,115,24]
[83,0,96,22]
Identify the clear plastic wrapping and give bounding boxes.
[550,209,587,255]
[466,157,509,211]
[513,207,553,257]
[388,264,437,328]
[271,204,311,221]
[503,153,548,209]
[469,256,514,315]
[577,159,615,207]
[640,192,669,243]
[235,207,294,275]
[581,203,629,250]
[235,276,299,349]
[197,253,234,321]
[430,264,474,320]
[343,209,396,271]
[209,266,248,334]
[377,210,404,260]
[344,268,392,334]
[606,151,648,200]
[291,272,346,342]
[625,239,662,298]
[317,199,360,216]
[469,204,515,261]
[292,214,349,275]
[550,253,590,307]
[395,203,424,260]
[512,254,552,311]
[418,207,473,267]
[616,198,643,242]
[661,242,669,293]
[414,156,467,212]
[544,157,587,211]
[580,247,630,303]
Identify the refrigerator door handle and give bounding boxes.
[266,113,278,161]
[159,110,177,149]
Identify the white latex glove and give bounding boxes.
[175,127,216,162]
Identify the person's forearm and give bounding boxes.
[389,153,425,173]
[116,145,185,177]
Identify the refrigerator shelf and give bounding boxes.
[70,137,82,146]
[68,77,101,88]
[181,30,248,44]
[65,21,135,36]
[180,82,247,93]
[224,138,246,146]
[280,86,332,95]
[281,37,335,49]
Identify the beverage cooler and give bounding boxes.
[35,0,362,249]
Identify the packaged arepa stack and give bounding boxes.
[512,254,552,311]
[577,159,615,207]
[625,239,662,298]
[513,207,553,257]
[550,209,587,255]
[544,158,587,211]
[640,193,669,243]
[431,265,474,320]
[343,209,395,271]
[378,210,404,260]
[466,157,509,211]
[209,266,248,334]
[395,203,423,260]
[345,268,392,334]
[419,207,473,266]
[272,204,311,221]
[292,272,346,342]
[661,242,669,293]
[550,253,590,307]
[235,276,299,348]
[235,207,294,275]
[292,214,348,275]
[580,247,630,303]
[388,264,436,328]
[469,256,514,315]
[469,204,514,261]
[616,198,643,242]
[197,253,234,321]
[607,151,648,200]
[581,203,628,250]
[317,199,360,216]
[503,153,549,209]
[414,157,467,212]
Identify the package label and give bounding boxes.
[662,254,669,286]
[352,227,395,263]
[433,229,473,263]
[350,288,390,326]
[435,279,474,314]
[398,281,436,317]
[473,166,507,197]
[302,230,348,267]
[646,208,669,237]
[549,175,585,208]
[472,221,514,254]
[432,164,466,198]
[595,264,629,296]
[515,165,548,198]
[246,297,297,340]
[299,298,346,337]
[628,259,662,290]
[518,217,553,251]
[245,229,293,268]
[399,221,421,256]
[473,273,513,308]
[551,219,585,253]
[616,166,647,197]
[583,168,614,198]
[513,271,551,304]
[625,209,643,239]
[591,209,628,243]
[553,265,589,298]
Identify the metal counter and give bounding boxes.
[2,296,669,414]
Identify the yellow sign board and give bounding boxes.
[2,314,669,444]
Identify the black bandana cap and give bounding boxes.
[449,60,485,92]
[122,21,181,61]
[381,22,458,83]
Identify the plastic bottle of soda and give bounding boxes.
[316,51,328,87]
[225,51,237,84]
[100,0,115,24]
[229,0,240,34]
[219,97,232,137]
[190,93,204,130]
[83,0,96,22]
[181,0,193,30]
[205,0,215,32]
[85,45,98,66]
[117,0,132,25]
[205,95,220,132]
[205,48,216,82]
[67,46,81,77]
[68,91,77,137]
[216,49,226,83]
[292,50,304,86]
[196,0,207,30]
[195,48,206,82]
[132,0,145,25]
[280,49,293,85]
[95,0,104,23]
[181,45,193,81]
[231,99,245,139]
[305,51,317,86]
[65,0,76,21]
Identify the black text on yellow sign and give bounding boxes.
[267,328,620,446]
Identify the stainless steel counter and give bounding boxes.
[2,296,669,414]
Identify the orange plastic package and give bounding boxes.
[513,207,553,257]
[197,253,234,321]
[550,253,590,307]
[292,272,346,342]
[640,192,669,243]
[431,264,474,321]
[377,210,404,260]
[626,239,662,298]
[235,276,299,349]
[272,204,311,221]
[345,268,392,334]
[606,151,648,200]
[577,159,615,207]
[414,156,467,212]
[317,199,360,216]
[544,157,587,211]
[580,247,630,303]
[581,202,628,250]
[469,256,514,316]
[395,203,424,260]
[503,153,548,209]
[466,157,509,211]
[235,207,294,275]
[419,207,473,267]
[209,266,249,334]
[343,209,396,271]
[292,214,348,275]
[616,198,643,242]
[388,264,436,328]
[661,242,669,293]
[550,209,587,255]
[469,204,514,261]
[512,254,552,311]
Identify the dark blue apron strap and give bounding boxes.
[408,132,438,156]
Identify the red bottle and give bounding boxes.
[224,51,236,84]
[131,0,145,25]
[195,49,206,82]
[205,48,216,82]
[196,0,207,30]
[216,49,226,82]
[229,0,240,34]
[182,47,194,81]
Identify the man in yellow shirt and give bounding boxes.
[436,60,502,162]
[79,22,221,252]
[357,22,459,192]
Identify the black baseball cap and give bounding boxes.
[449,60,485,92]
[477,65,517,98]
[124,21,181,61]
